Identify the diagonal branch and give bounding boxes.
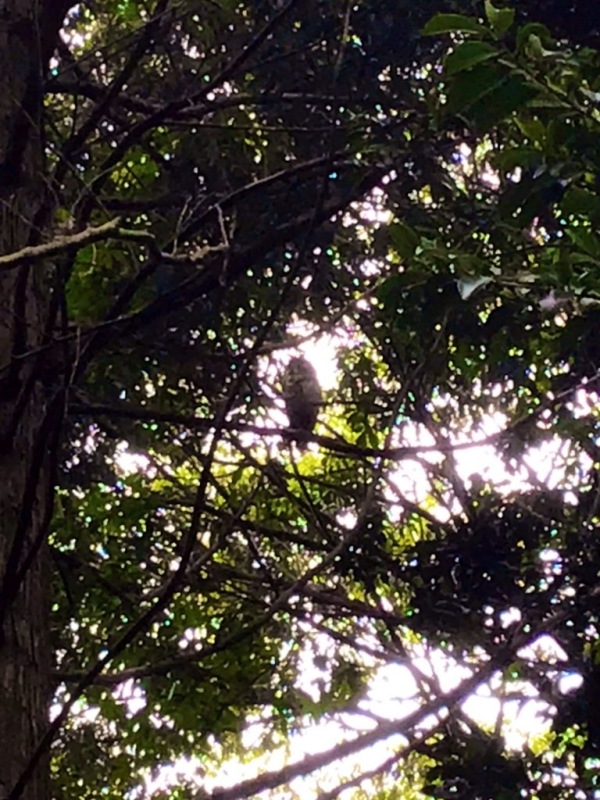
[75,0,305,224]
[202,647,514,800]
[57,0,172,174]
[0,218,159,271]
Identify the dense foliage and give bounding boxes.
[7,0,600,798]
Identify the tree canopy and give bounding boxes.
[2,1,600,799]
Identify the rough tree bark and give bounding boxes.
[0,2,71,799]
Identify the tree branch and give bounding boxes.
[0,218,160,271]
[201,650,513,800]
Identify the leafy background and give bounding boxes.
[34,0,600,798]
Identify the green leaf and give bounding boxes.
[389,221,420,258]
[375,275,404,312]
[515,116,546,146]
[446,64,538,131]
[516,22,554,53]
[493,147,542,172]
[567,228,600,258]
[484,0,515,36]
[445,41,498,76]
[422,13,488,36]
[560,187,600,218]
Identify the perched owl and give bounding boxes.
[282,356,322,446]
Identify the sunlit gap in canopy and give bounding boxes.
[75,179,600,797]
[95,321,600,798]
[112,377,599,799]
[102,328,600,797]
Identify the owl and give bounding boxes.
[282,356,322,446]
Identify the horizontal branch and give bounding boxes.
[0,218,159,270]
[0,218,228,273]
[69,400,508,460]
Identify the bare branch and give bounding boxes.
[200,652,512,800]
[0,218,160,271]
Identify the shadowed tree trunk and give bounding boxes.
[0,2,70,798]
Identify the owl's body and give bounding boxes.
[282,357,322,446]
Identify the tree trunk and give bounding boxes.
[0,2,66,798]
